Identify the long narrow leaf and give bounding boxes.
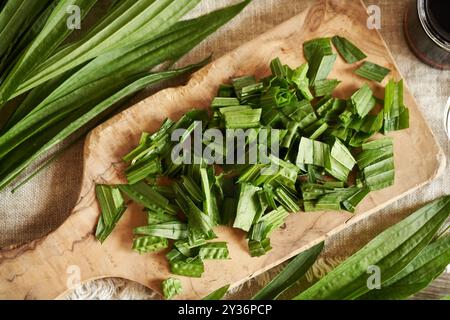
[359,235,450,300]
[0,62,208,191]
[294,197,450,300]
[0,0,97,105]
[0,0,48,60]
[202,285,230,300]
[0,1,57,82]
[17,0,202,95]
[252,242,324,300]
[1,0,248,129]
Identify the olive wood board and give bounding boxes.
[0,0,445,300]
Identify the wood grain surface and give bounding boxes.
[0,0,445,300]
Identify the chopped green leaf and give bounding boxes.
[175,237,207,257]
[200,167,220,225]
[211,97,240,108]
[173,182,215,234]
[252,242,324,300]
[95,185,126,243]
[162,278,182,300]
[257,207,290,239]
[331,36,367,64]
[351,83,376,118]
[313,79,341,97]
[342,187,370,213]
[363,157,395,190]
[232,75,257,99]
[296,137,330,168]
[356,138,393,169]
[180,175,204,203]
[303,38,332,62]
[199,242,230,260]
[233,184,262,232]
[132,236,168,254]
[147,210,179,225]
[270,57,286,77]
[170,256,205,278]
[354,61,390,83]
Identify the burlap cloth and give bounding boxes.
[0,0,448,299]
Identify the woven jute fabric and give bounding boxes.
[0,0,448,299]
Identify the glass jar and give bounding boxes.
[404,0,450,70]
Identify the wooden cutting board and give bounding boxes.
[0,0,445,300]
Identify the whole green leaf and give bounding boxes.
[0,0,97,105]
[32,0,140,72]
[294,197,450,300]
[18,0,202,95]
[0,63,205,191]
[351,83,376,118]
[296,137,330,168]
[0,101,92,180]
[233,183,262,232]
[170,256,205,278]
[202,284,230,300]
[132,235,168,254]
[303,38,332,62]
[359,235,450,300]
[384,79,409,133]
[325,138,356,182]
[119,181,172,213]
[0,0,250,153]
[3,68,78,132]
[0,73,136,158]
[252,242,324,300]
[0,0,48,60]
[307,45,337,85]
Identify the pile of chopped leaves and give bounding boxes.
[94,36,410,291]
